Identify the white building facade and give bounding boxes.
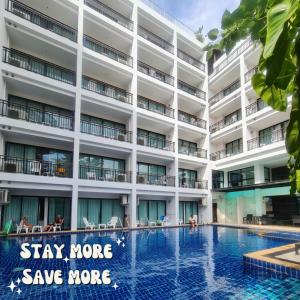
[209,40,296,226]
[0,0,211,230]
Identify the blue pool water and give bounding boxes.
[0,226,300,300]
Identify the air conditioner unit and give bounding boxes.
[121,194,128,206]
[199,198,208,206]
[0,189,9,205]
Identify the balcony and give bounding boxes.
[0,155,72,177]
[245,65,258,83]
[210,111,241,133]
[3,47,76,85]
[138,61,174,86]
[81,120,132,143]
[177,49,205,71]
[136,173,175,186]
[138,26,174,54]
[247,128,286,150]
[178,110,206,129]
[83,34,133,67]
[137,95,174,118]
[6,0,77,42]
[179,179,208,189]
[210,39,253,76]
[178,80,206,100]
[210,148,243,161]
[246,98,267,116]
[79,166,131,182]
[209,80,240,106]
[0,99,73,130]
[178,146,207,159]
[82,75,132,104]
[137,135,174,152]
[84,0,133,31]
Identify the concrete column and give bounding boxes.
[71,0,83,230]
[43,197,48,226]
[254,163,265,184]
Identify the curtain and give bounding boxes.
[148,201,157,222]
[138,200,148,222]
[77,198,88,228]
[113,200,124,226]
[101,199,113,224]
[22,197,38,225]
[157,201,166,219]
[179,202,184,222]
[88,199,101,225]
[3,196,22,225]
[185,202,192,224]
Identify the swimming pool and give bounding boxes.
[0,226,300,299]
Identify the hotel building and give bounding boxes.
[209,40,296,225]
[0,0,211,230]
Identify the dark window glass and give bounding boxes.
[271,166,289,181]
[225,138,242,156]
[212,170,224,189]
[228,167,254,187]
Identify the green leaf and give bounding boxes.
[207,28,219,41]
[252,73,287,111]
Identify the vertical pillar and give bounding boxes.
[71,0,83,230]
[240,55,248,153]
[43,197,48,226]
[254,163,265,184]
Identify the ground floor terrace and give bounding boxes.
[212,183,300,227]
[0,190,210,233]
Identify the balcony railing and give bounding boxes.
[177,49,205,71]
[0,155,72,177]
[3,47,76,85]
[0,99,73,130]
[137,95,174,118]
[178,80,206,100]
[210,148,243,161]
[247,128,286,150]
[136,173,175,186]
[210,112,241,133]
[209,80,240,106]
[179,179,208,189]
[83,34,133,67]
[79,166,131,182]
[178,110,207,129]
[246,98,267,116]
[6,0,77,42]
[245,65,258,83]
[210,39,254,77]
[138,26,174,54]
[138,61,174,86]
[84,0,133,31]
[81,120,132,143]
[178,147,207,159]
[82,75,132,104]
[137,135,174,152]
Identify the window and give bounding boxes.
[179,168,197,188]
[212,170,224,189]
[137,162,166,183]
[228,167,254,187]
[178,139,197,155]
[271,166,289,181]
[264,167,270,182]
[224,109,241,125]
[259,120,288,146]
[225,138,242,156]
[137,129,166,149]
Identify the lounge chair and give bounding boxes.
[107,216,120,229]
[162,216,171,226]
[83,217,95,230]
[16,219,31,234]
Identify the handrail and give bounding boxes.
[0,155,72,177]
[246,98,267,116]
[136,173,175,186]
[138,26,174,54]
[178,80,206,100]
[79,165,131,182]
[177,49,205,71]
[6,0,77,42]
[209,110,242,133]
[2,47,76,85]
[178,147,207,158]
[84,0,133,31]
[178,110,207,129]
[245,65,258,83]
[179,178,208,189]
[0,99,73,130]
[82,75,133,104]
[83,34,133,67]
[138,61,174,86]
[137,95,174,118]
[209,80,240,106]
[247,128,286,150]
[137,134,174,152]
[81,120,132,143]
[210,148,243,161]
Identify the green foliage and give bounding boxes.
[207,0,300,193]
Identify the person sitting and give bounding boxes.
[189,215,196,228]
[20,216,33,231]
[44,215,64,232]
[124,214,129,228]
